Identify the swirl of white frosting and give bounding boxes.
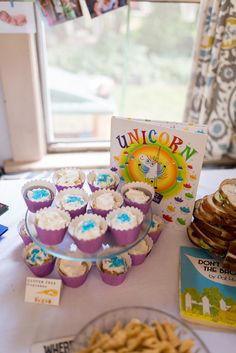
[110,210,138,230]
[59,259,88,277]
[36,208,70,230]
[60,194,86,210]
[93,172,115,188]
[101,256,127,274]
[93,192,115,210]
[149,214,163,233]
[55,169,83,186]
[129,239,149,255]
[25,243,52,266]
[125,189,150,204]
[70,219,101,240]
[27,188,52,202]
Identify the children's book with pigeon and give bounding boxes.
[110,117,208,228]
[180,246,236,329]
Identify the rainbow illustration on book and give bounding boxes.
[110,117,208,227]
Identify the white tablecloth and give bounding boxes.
[1,168,236,353]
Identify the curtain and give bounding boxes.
[184,0,236,160]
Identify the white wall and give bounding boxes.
[0,79,12,167]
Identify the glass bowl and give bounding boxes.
[70,306,210,353]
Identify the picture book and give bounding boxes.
[110,117,208,228]
[179,246,236,329]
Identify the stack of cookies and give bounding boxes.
[187,178,236,270]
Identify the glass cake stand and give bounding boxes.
[25,209,152,262]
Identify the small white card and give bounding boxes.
[31,336,75,353]
[25,277,62,306]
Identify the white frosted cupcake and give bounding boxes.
[35,207,71,245]
[121,182,154,214]
[106,206,143,245]
[68,214,107,253]
[22,180,56,213]
[148,214,164,243]
[53,168,85,191]
[17,219,32,245]
[23,243,55,277]
[87,170,119,192]
[90,190,123,218]
[128,236,153,265]
[56,257,92,287]
[56,188,88,219]
[96,250,131,286]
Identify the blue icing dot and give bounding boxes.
[97,174,112,184]
[31,188,50,200]
[65,195,84,204]
[116,213,131,223]
[81,220,96,233]
[109,256,125,268]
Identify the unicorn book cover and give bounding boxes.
[110,117,208,228]
[179,246,236,329]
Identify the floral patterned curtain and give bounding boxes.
[184,0,236,160]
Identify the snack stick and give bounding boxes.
[86,333,111,352]
[153,321,167,341]
[89,330,102,345]
[111,321,122,336]
[126,325,143,338]
[162,322,181,347]
[178,339,194,353]
[142,337,160,347]
[125,319,142,330]
[113,330,127,346]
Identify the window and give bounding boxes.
[38,1,199,150]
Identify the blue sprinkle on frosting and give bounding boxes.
[65,195,84,205]
[97,173,113,184]
[81,220,96,233]
[31,188,50,200]
[116,213,131,223]
[109,256,126,268]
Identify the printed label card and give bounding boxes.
[25,277,62,306]
[31,336,75,353]
[0,2,35,33]
[110,116,208,228]
[179,246,236,329]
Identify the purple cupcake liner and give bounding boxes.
[148,230,162,243]
[26,259,55,277]
[110,224,141,245]
[130,253,147,266]
[70,234,104,253]
[67,204,87,219]
[90,207,110,218]
[99,270,128,286]
[88,182,118,193]
[35,225,67,245]
[24,198,53,214]
[55,182,84,192]
[123,198,151,215]
[58,270,90,288]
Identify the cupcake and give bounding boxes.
[106,206,143,245]
[96,251,131,286]
[22,180,56,213]
[35,208,71,245]
[17,219,32,245]
[23,243,55,277]
[55,188,88,219]
[128,236,153,266]
[90,190,123,218]
[148,214,164,243]
[121,182,154,214]
[53,168,85,191]
[68,214,107,253]
[87,170,119,192]
[56,257,92,288]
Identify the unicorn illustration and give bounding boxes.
[139,154,166,180]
